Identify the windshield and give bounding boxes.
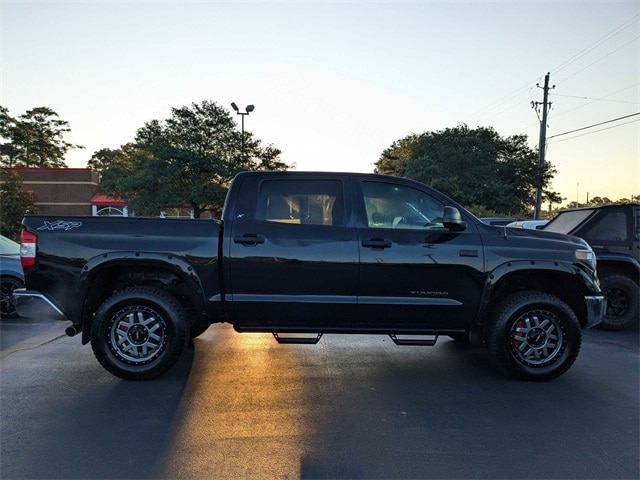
[544,209,595,234]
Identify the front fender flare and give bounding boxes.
[485,259,578,291]
[468,259,597,344]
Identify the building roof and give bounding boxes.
[91,193,125,206]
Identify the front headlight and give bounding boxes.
[575,249,597,269]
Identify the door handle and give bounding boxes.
[234,234,265,246]
[361,238,392,249]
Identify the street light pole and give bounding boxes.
[230,102,255,161]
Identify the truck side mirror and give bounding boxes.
[442,206,467,232]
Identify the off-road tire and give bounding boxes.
[598,273,639,331]
[487,291,581,381]
[91,287,189,380]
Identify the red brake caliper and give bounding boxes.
[512,321,525,348]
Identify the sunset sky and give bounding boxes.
[2,0,638,206]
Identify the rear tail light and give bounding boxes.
[20,230,37,273]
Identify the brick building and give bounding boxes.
[2,167,192,218]
[3,168,101,216]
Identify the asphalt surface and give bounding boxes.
[1,318,638,479]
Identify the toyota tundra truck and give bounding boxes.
[15,171,605,381]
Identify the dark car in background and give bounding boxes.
[543,204,639,330]
[0,235,24,318]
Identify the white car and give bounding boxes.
[506,220,548,230]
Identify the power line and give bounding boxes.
[510,84,640,137]
[553,13,640,75]
[555,36,640,84]
[547,112,640,139]
[548,119,639,144]
[466,82,538,123]
[482,88,538,122]
[550,93,640,105]
[549,84,639,120]
[471,12,639,128]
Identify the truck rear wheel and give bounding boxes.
[91,287,189,380]
[487,291,581,381]
[598,273,639,331]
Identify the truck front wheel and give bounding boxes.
[91,287,189,380]
[487,291,581,381]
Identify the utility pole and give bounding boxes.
[532,72,554,219]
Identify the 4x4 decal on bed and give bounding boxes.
[37,220,83,231]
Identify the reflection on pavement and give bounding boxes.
[156,325,308,478]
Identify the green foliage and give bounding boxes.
[559,194,639,211]
[465,204,529,219]
[0,106,83,167]
[375,125,560,215]
[0,170,36,240]
[90,100,288,217]
[465,204,499,218]
[88,143,151,205]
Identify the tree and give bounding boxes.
[88,143,151,197]
[559,194,638,211]
[375,125,560,215]
[0,170,36,240]
[587,196,612,206]
[90,100,288,217]
[0,106,83,167]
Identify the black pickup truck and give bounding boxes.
[16,171,605,381]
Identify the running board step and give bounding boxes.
[272,332,323,344]
[389,334,438,346]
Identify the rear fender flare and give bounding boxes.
[77,252,207,344]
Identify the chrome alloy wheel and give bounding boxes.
[108,306,167,365]
[510,310,565,367]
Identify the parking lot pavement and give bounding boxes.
[1,322,638,479]
[0,316,67,351]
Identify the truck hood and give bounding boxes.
[504,226,589,247]
[481,224,593,269]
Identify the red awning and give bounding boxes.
[91,194,125,207]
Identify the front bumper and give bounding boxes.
[584,295,606,328]
[13,289,66,320]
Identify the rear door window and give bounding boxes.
[256,179,345,227]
